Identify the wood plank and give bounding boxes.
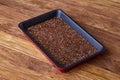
[0,0,120,37]
[0,2,48,39]
[0,31,50,64]
[0,45,120,80]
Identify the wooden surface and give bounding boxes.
[0,0,120,80]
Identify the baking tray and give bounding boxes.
[18,9,105,72]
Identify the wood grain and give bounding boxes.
[0,0,120,80]
[0,42,120,80]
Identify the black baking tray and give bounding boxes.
[18,9,105,72]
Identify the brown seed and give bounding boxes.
[27,17,97,67]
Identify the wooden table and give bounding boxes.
[0,0,120,80]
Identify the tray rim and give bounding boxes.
[18,9,105,72]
